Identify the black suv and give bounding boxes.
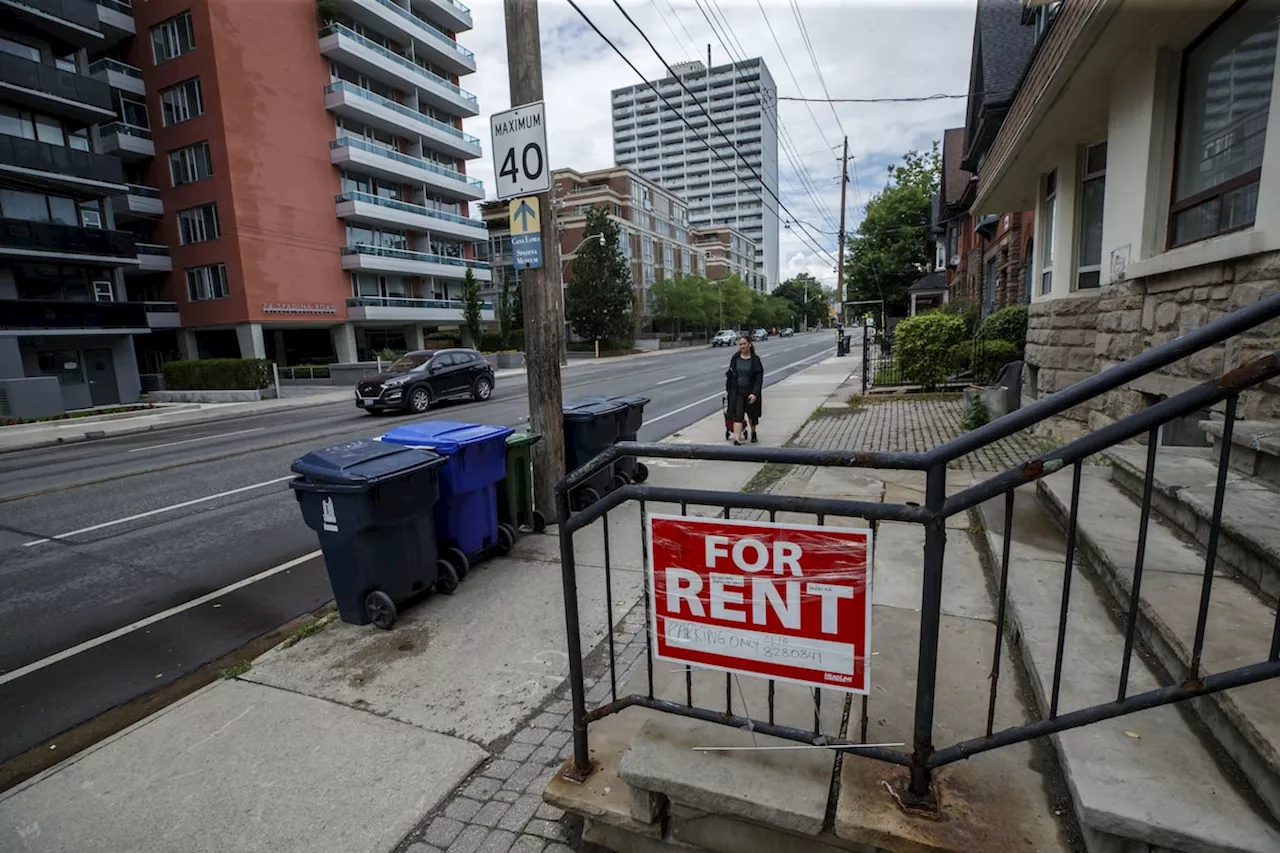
[355,348,495,415]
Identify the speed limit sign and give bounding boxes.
[490,101,550,200]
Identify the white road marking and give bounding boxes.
[641,348,833,426]
[655,375,686,386]
[22,475,296,546]
[0,550,323,686]
[127,427,265,453]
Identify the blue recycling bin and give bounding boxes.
[379,421,516,573]
[567,394,651,484]
[290,438,451,629]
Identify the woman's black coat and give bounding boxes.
[725,352,764,423]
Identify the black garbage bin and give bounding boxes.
[568,394,651,485]
[562,397,627,510]
[290,438,455,630]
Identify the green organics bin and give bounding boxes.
[500,430,545,533]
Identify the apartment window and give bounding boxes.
[0,36,41,62]
[177,203,219,244]
[160,78,204,126]
[1040,170,1057,295]
[169,141,213,186]
[1170,0,1278,247]
[186,263,228,301]
[118,93,149,129]
[93,281,114,302]
[152,12,196,64]
[0,189,79,225]
[1076,142,1107,289]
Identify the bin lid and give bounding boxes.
[290,438,443,486]
[380,421,515,455]
[507,430,542,447]
[562,398,628,422]
[567,393,650,410]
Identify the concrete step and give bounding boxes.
[1105,444,1280,602]
[977,486,1280,853]
[1035,467,1280,839]
[1201,419,1280,488]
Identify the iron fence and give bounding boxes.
[556,292,1280,809]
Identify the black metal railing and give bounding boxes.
[0,217,136,259]
[0,135,126,188]
[0,298,149,330]
[0,52,113,117]
[554,292,1280,809]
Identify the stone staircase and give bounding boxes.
[975,418,1280,852]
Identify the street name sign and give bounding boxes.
[509,196,543,270]
[647,514,872,693]
[491,101,550,200]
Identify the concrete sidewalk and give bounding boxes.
[0,354,859,853]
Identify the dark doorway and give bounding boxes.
[85,348,120,406]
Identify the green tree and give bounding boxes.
[565,207,634,343]
[706,274,754,329]
[651,273,709,335]
[773,272,827,329]
[462,267,483,346]
[844,143,941,319]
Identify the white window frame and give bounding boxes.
[1040,170,1057,296]
[80,208,102,229]
[186,263,228,302]
[160,78,203,127]
[152,12,196,65]
[177,203,220,245]
[1075,142,1107,290]
[92,281,114,302]
[168,141,213,186]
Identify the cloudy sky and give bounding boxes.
[458,0,978,289]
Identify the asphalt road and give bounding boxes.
[0,332,838,764]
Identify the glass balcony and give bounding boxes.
[368,0,473,61]
[342,243,490,270]
[348,296,493,310]
[336,191,485,228]
[330,136,482,190]
[87,57,145,96]
[324,81,479,147]
[319,23,476,106]
[0,53,114,124]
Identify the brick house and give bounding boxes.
[974,0,1280,440]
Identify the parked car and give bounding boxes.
[751,328,768,341]
[355,348,495,415]
[780,327,794,338]
[711,329,737,347]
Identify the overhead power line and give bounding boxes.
[787,0,845,138]
[779,90,1015,104]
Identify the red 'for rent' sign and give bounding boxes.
[647,514,872,694]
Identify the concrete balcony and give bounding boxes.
[329,136,483,201]
[144,300,180,328]
[346,295,494,323]
[0,298,149,334]
[0,0,104,52]
[335,191,487,242]
[0,53,115,126]
[109,183,163,221]
[340,243,492,281]
[408,0,471,34]
[323,81,480,160]
[94,0,136,47]
[335,0,476,76]
[126,243,172,275]
[0,135,125,196]
[87,57,145,97]
[0,218,139,267]
[99,122,153,162]
[317,23,479,117]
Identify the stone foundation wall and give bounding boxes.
[1023,250,1280,442]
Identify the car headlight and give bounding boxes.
[384,376,408,388]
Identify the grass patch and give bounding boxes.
[219,661,251,679]
[742,461,794,494]
[281,610,336,649]
[1,404,156,426]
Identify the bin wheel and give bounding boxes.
[612,473,629,491]
[365,591,397,630]
[447,547,471,580]
[575,486,600,511]
[496,523,516,555]
[435,559,459,595]
[634,463,649,483]
[531,510,547,534]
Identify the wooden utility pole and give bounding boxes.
[835,136,849,326]
[504,0,567,522]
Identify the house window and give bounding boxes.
[1040,170,1056,295]
[186,263,228,301]
[1170,0,1278,247]
[160,78,203,126]
[1076,142,1107,289]
[1024,240,1034,303]
[169,141,213,186]
[177,203,219,244]
[152,12,196,64]
[986,258,998,307]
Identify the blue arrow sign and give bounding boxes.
[512,200,537,233]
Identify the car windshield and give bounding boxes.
[388,353,431,372]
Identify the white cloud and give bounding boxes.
[460,0,977,289]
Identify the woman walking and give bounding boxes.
[725,335,763,445]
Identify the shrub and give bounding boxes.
[978,305,1029,353]
[950,339,1020,383]
[509,328,525,352]
[162,359,272,390]
[960,393,992,431]
[478,332,506,353]
[939,299,982,338]
[894,313,967,388]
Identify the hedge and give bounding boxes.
[894,313,967,388]
[978,305,1028,354]
[567,339,635,352]
[162,358,273,391]
[948,339,1020,384]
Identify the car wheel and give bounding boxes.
[409,386,431,413]
[472,375,493,401]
